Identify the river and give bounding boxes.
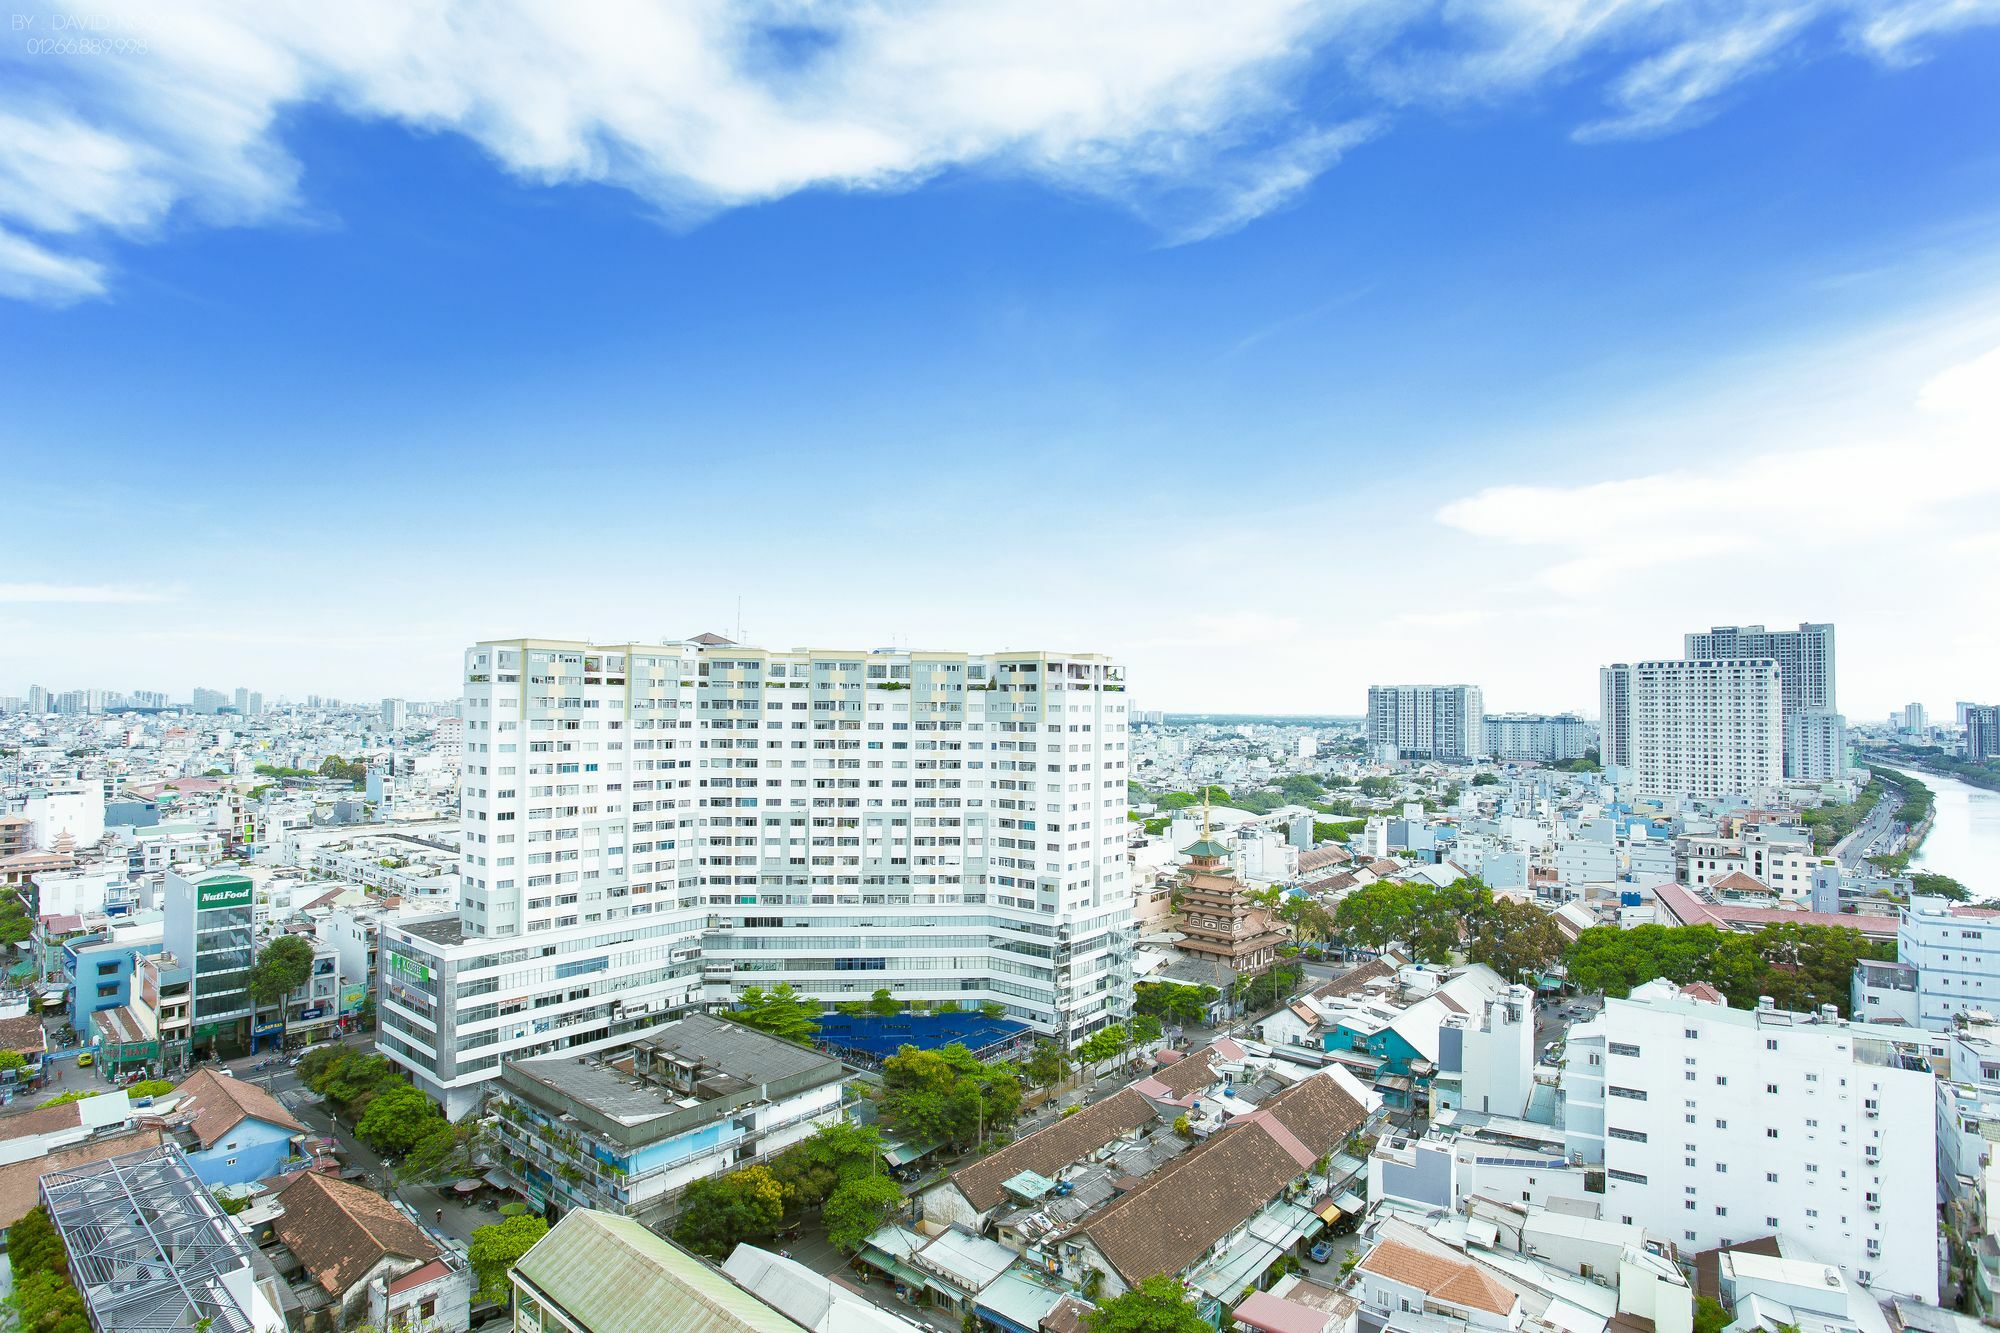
[1895,768,2000,902]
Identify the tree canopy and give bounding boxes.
[823,1174,906,1251]
[730,983,822,1042]
[673,1165,786,1258]
[880,1042,1021,1149]
[1563,921,1891,1015]
[5,1205,88,1333]
[1132,981,1218,1026]
[1084,1275,1208,1333]
[469,1214,549,1302]
[356,1083,448,1156]
[246,935,317,1006]
[1466,897,1569,984]
[298,1047,403,1117]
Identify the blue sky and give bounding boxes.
[3,2,1999,717]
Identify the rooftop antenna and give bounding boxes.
[735,596,744,645]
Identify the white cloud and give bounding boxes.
[0,582,171,603]
[1434,338,2000,598]
[1573,6,1814,141]
[2,0,1997,300]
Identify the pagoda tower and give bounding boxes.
[1175,804,1285,981]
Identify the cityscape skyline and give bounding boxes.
[3,11,1997,717]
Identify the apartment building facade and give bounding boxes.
[1482,712,1595,763]
[1564,982,1937,1301]
[1367,684,1484,760]
[1683,623,1837,778]
[377,636,1133,1118]
[1608,659,1783,802]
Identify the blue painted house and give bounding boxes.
[173,1067,308,1187]
[61,927,164,1034]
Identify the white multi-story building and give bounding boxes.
[1606,659,1783,802]
[1482,713,1595,763]
[1784,709,1848,781]
[1599,663,1635,772]
[1366,684,1484,761]
[1563,981,1938,1301]
[1892,895,2000,1030]
[377,636,1133,1118]
[1684,623,1836,778]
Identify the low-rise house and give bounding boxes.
[0,1125,165,1231]
[40,1141,289,1333]
[921,1086,1159,1233]
[510,1208,807,1333]
[270,1170,468,1331]
[1369,1110,1597,1214]
[489,1012,847,1223]
[1235,1277,1359,1333]
[0,1088,134,1166]
[1049,1071,1369,1317]
[1353,1236,1524,1332]
[172,1066,309,1187]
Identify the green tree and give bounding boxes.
[1131,1014,1163,1046]
[1279,897,1336,946]
[1132,982,1217,1026]
[0,892,35,949]
[6,1206,90,1333]
[356,1083,448,1155]
[1084,1274,1208,1333]
[126,1078,173,1099]
[766,1123,883,1213]
[0,1048,28,1073]
[1076,1024,1130,1066]
[672,1166,785,1258]
[880,1043,1021,1149]
[299,1048,400,1117]
[1564,924,1770,1008]
[246,935,316,1006]
[468,1214,550,1303]
[1750,922,1891,1016]
[868,987,901,1017]
[8,1269,90,1333]
[824,1174,906,1251]
[1694,1296,1731,1333]
[730,983,822,1043]
[1025,1042,1070,1088]
[1472,773,1500,786]
[1466,897,1569,983]
[37,1090,100,1109]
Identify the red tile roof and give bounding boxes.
[175,1067,306,1146]
[1651,881,1897,940]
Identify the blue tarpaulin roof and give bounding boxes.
[812,1012,1030,1060]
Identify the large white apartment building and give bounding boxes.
[1683,623,1836,779]
[1564,981,1938,1302]
[1482,712,1595,763]
[1603,659,1783,802]
[1366,684,1484,760]
[377,636,1133,1118]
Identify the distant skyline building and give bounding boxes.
[1482,712,1594,763]
[377,635,1134,1118]
[1902,701,1929,735]
[1365,684,1484,760]
[381,696,408,731]
[1683,623,1835,778]
[1784,708,1848,781]
[1966,705,2000,763]
[1609,658,1783,801]
[1598,663,1635,771]
[191,686,227,715]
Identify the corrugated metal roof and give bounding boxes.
[513,1210,800,1333]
